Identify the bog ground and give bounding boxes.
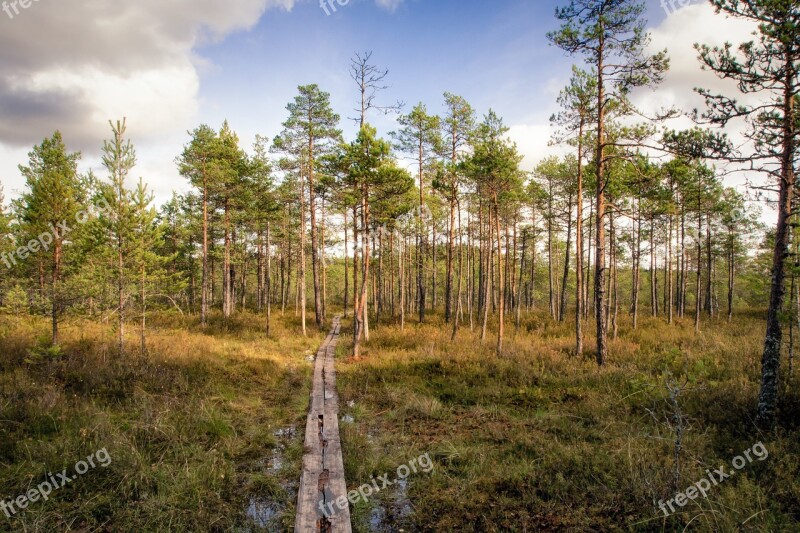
[1,310,798,532]
[1,0,799,531]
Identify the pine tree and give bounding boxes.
[393,103,442,323]
[695,0,799,429]
[178,125,221,326]
[274,85,342,332]
[464,111,524,355]
[215,121,248,320]
[437,93,476,327]
[344,125,413,357]
[548,0,669,365]
[132,178,171,355]
[100,119,137,355]
[551,67,598,355]
[18,132,83,346]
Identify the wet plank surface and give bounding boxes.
[295,317,352,532]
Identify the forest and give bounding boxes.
[0,0,798,531]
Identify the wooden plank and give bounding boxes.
[295,317,351,532]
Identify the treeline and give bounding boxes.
[0,0,796,429]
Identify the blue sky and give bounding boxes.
[197,0,573,143]
[0,0,754,205]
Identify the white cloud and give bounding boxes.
[0,0,296,148]
[635,3,766,216]
[0,0,300,203]
[374,0,405,12]
[639,2,757,116]
[508,123,565,172]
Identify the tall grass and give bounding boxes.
[0,311,323,532]
[337,311,800,532]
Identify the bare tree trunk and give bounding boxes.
[756,64,795,428]
[632,199,641,329]
[452,200,465,341]
[201,181,209,326]
[344,212,349,318]
[353,186,371,358]
[586,195,593,319]
[400,230,406,331]
[299,175,307,336]
[610,210,618,340]
[516,229,527,332]
[650,219,658,318]
[575,126,585,355]
[559,193,574,323]
[704,213,713,316]
[140,259,146,355]
[695,212,702,333]
[266,222,272,336]
[494,200,505,354]
[667,207,674,324]
[547,185,556,320]
[353,206,359,321]
[223,202,232,319]
[321,196,327,323]
[309,138,323,330]
[481,216,492,343]
[594,43,608,366]
[727,229,734,321]
[432,224,437,312]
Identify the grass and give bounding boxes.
[336,310,800,532]
[0,310,324,532]
[2,306,798,532]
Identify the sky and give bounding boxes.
[0,0,759,208]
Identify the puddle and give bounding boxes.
[365,478,414,532]
[274,426,296,440]
[246,498,280,529]
[395,478,413,520]
[267,426,295,473]
[270,448,283,471]
[369,505,388,530]
[241,425,299,530]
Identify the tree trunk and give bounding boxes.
[494,199,505,354]
[266,222,272,336]
[309,135,323,330]
[695,211,702,333]
[667,204,674,324]
[353,186,371,358]
[201,178,209,326]
[632,199,641,329]
[575,125,585,354]
[344,212,349,318]
[594,38,608,366]
[452,200,465,341]
[559,193,573,323]
[299,175,307,336]
[756,60,795,428]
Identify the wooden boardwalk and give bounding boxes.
[295,317,352,532]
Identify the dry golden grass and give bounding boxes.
[0,310,324,532]
[337,310,800,532]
